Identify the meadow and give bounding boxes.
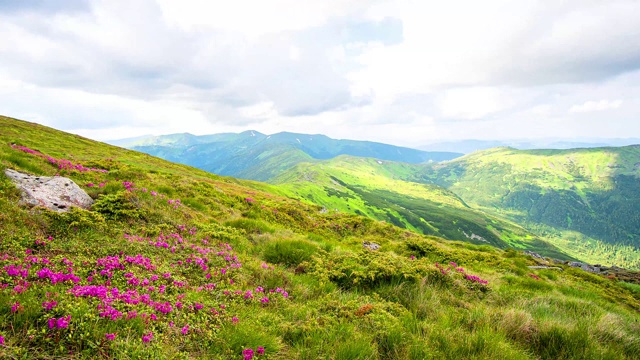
[0,115,639,359]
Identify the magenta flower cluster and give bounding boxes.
[11,144,108,173]
[243,346,265,359]
[48,315,71,329]
[435,262,488,285]
[0,223,292,348]
[121,181,182,209]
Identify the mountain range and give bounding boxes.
[116,131,640,269]
[420,138,640,154]
[109,131,462,181]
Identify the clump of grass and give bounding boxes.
[225,218,275,234]
[263,238,320,267]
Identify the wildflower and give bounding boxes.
[181,324,189,335]
[0,334,4,345]
[529,273,540,281]
[257,346,265,355]
[57,315,71,328]
[105,333,116,341]
[242,348,254,360]
[48,318,56,329]
[260,297,269,304]
[232,316,239,324]
[127,311,138,319]
[142,332,153,343]
[42,300,58,311]
[11,301,21,313]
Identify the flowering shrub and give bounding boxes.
[48,315,71,329]
[529,273,540,281]
[11,144,108,173]
[434,262,490,291]
[242,346,266,359]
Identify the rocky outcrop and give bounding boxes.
[363,241,381,251]
[566,261,622,274]
[523,251,546,261]
[4,169,93,212]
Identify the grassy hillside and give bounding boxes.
[1,115,639,359]
[127,131,461,182]
[413,146,640,269]
[270,156,570,259]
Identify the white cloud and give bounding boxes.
[238,102,279,119]
[437,87,509,120]
[569,100,623,113]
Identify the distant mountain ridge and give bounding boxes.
[110,131,462,181]
[421,138,640,154]
[412,145,640,268]
[109,131,640,268]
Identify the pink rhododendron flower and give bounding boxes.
[242,348,254,360]
[142,332,153,343]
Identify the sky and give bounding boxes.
[1,0,639,147]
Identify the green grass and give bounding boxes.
[268,156,571,259]
[0,115,639,359]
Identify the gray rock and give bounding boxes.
[567,261,604,274]
[524,251,545,260]
[362,241,381,251]
[4,168,93,212]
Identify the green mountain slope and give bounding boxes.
[270,156,570,259]
[1,115,640,359]
[412,146,640,268]
[123,131,462,181]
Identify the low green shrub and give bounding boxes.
[92,191,145,220]
[263,238,320,267]
[306,250,429,289]
[225,218,275,234]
